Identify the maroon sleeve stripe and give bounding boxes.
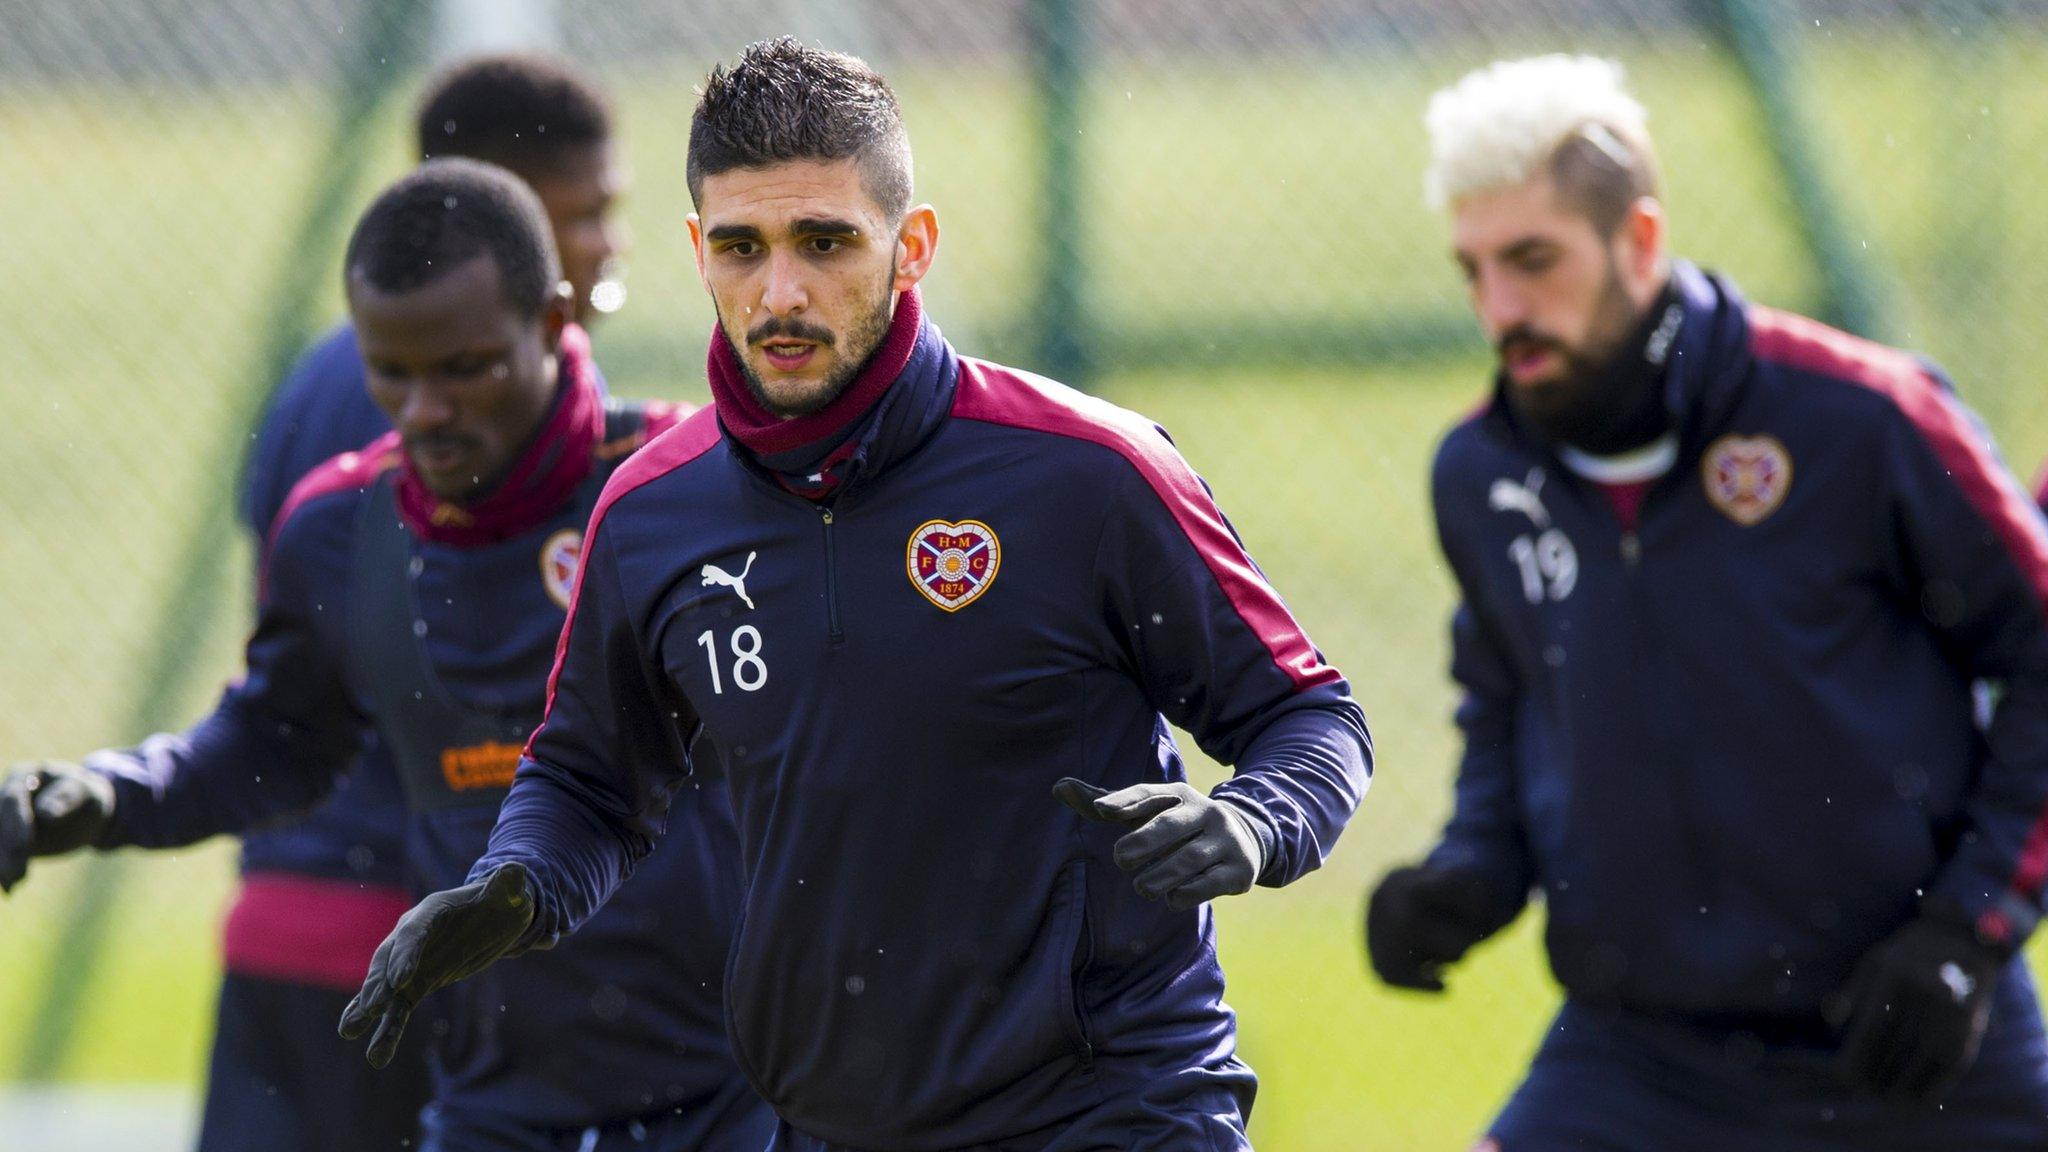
[952,358,1339,691]
[1753,307,2048,900]
[524,406,725,759]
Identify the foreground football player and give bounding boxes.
[342,38,1372,1152]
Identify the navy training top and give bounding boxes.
[1428,262,2048,1018]
[91,343,770,1143]
[475,316,1373,1148]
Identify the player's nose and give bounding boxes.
[760,250,809,316]
[1473,272,1532,337]
[397,384,457,432]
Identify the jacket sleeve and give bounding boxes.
[1422,599,1537,923]
[89,503,368,848]
[469,511,697,949]
[1097,437,1372,888]
[1880,369,2048,950]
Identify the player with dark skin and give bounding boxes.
[4,161,769,1152]
[486,134,626,327]
[354,257,570,500]
[184,57,632,1151]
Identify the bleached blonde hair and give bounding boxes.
[1423,55,1657,226]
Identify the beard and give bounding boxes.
[725,267,897,419]
[1499,262,1664,452]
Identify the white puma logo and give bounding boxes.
[702,552,757,610]
[1488,468,1552,529]
[1939,961,1976,1005]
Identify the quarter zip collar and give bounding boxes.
[1483,261,1757,461]
[708,288,959,503]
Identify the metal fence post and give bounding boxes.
[1028,0,1092,387]
[1707,0,1901,340]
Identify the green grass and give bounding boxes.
[8,21,2048,1149]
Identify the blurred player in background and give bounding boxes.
[206,54,627,1151]
[1366,54,2048,1150]
[0,161,769,1152]
[338,38,1372,1152]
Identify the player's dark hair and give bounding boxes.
[687,37,913,219]
[344,158,562,317]
[1549,122,1661,236]
[415,53,613,176]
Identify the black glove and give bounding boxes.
[0,762,118,893]
[1365,864,1511,992]
[339,863,537,1068]
[1054,778,1266,912]
[1824,914,2004,1100]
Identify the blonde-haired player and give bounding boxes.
[1368,54,2048,1151]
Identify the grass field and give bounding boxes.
[7,18,2048,1149]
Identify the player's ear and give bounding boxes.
[686,213,710,289]
[541,281,574,352]
[1620,195,1665,284]
[892,205,939,293]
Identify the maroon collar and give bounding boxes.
[706,288,923,462]
[395,323,604,546]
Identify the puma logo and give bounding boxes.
[1488,468,1552,529]
[702,552,757,610]
[1939,961,1976,1005]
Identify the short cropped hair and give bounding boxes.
[1424,54,1660,234]
[416,53,614,175]
[686,37,913,219]
[344,158,563,317]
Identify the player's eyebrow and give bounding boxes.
[704,223,764,244]
[1500,237,1559,262]
[790,217,861,238]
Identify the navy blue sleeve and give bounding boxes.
[470,510,697,949]
[240,326,387,540]
[1425,444,1537,922]
[89,499,368,848]
[1871,375,2048,949]
[1097,442,1372,888]
[1422,602,1536,921]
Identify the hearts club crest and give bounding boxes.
[539,528,583,610]
[907,519,1000,612]
[1702,434,1793,526]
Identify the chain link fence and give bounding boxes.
[4,1,2046,1147]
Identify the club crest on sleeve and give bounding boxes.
[1702,434,1792,526]
[539,528,583,610]
[907,519,1000,612]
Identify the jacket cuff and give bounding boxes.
[1212,792,1281,886]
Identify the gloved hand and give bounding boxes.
[1365,864,1511,992]
[0,762,118,893]
[1054,778,1265,912]
[339,863,537,1068]
[1824,914,2004,1100]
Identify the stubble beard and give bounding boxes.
[730,269,898,419]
